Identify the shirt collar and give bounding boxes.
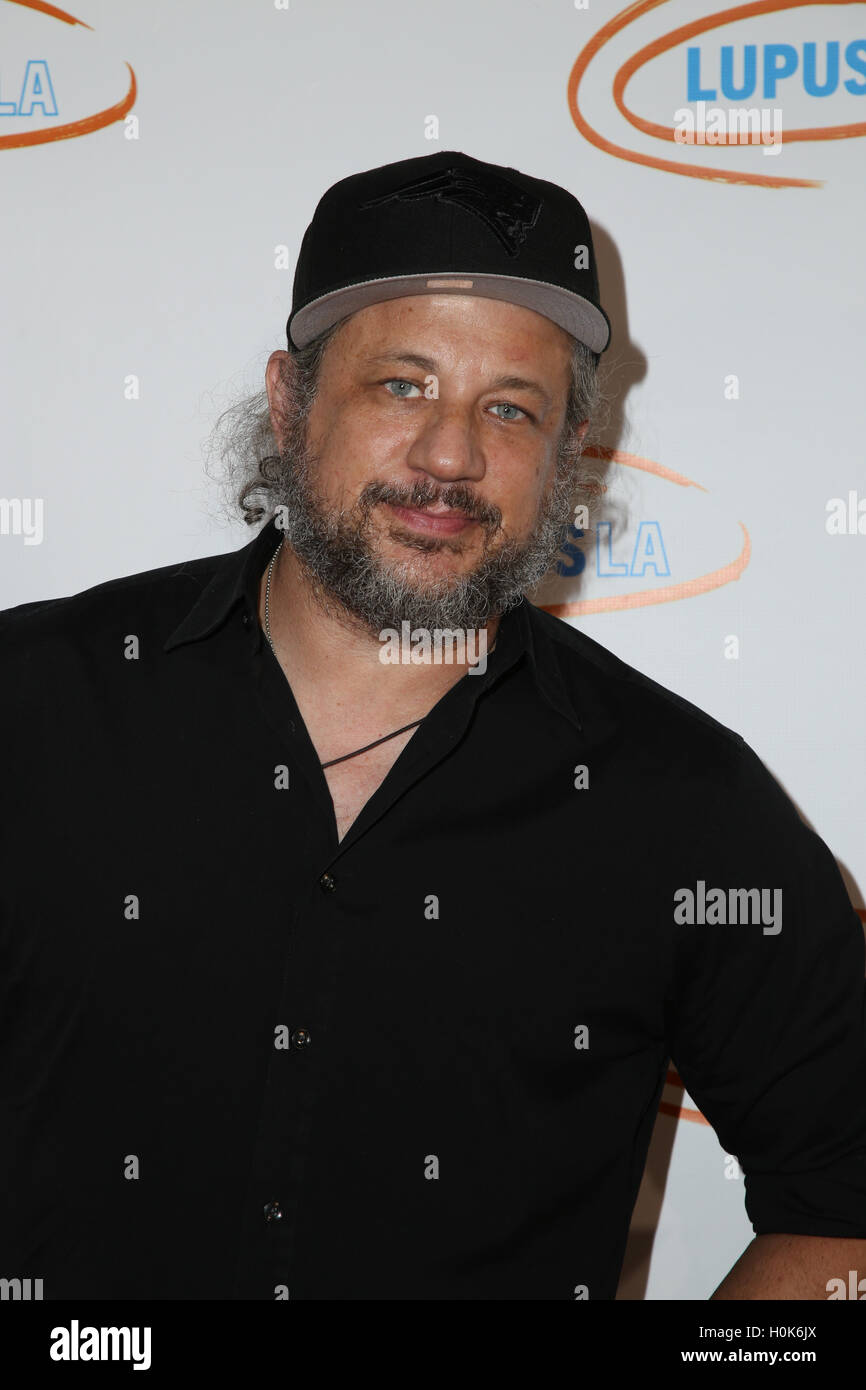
[163,518,281,654]
[163,516,582,733]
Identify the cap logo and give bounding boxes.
[359,164,542,257]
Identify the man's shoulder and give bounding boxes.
[526,602,808,840]
[526,600,746,759]
[0,547,227,661]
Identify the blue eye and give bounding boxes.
[491,402,527,422]
[383,380,530,421]
[384,379,421,398]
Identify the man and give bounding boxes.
[2,150,865,1301]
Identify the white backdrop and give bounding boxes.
[2,0,864,1299]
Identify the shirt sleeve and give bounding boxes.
[664,736,866,1238]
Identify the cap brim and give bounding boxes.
[289,271,610,354]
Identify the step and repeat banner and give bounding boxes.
[2,0,864,1300]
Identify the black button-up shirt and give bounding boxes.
[2,516,865,1300]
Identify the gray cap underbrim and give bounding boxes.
[289,271,610,354]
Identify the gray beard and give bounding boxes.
[267,414,578,634]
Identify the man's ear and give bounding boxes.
[265,350,296,452]
[576,418,590,445]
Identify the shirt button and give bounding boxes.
[263,1200,282,1222]
[319,873,336,892]
[242,613,251,627]
[290,1028,311,1049]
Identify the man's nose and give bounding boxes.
[404,405,488,486]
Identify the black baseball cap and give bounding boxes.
[286,149,610,355]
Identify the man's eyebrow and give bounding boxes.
[364,351,554,407]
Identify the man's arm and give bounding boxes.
[710,1234,866,1299]
[662,736,866,1301]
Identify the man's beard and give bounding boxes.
[267,410,579,634]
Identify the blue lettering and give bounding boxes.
[844,39,866,93]
[0,78,16,116]
[630,522,670,577]
[687,47,716,101]
[763,43,798,99]
[596,522,629,577]
[18,59,57,117]
[555,526,586,578]
[803,41,839,96]
[721,44,757,101]
[687,40,866,105]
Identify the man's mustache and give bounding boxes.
[358,479,502,532]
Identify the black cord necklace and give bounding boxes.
[263,537,493,769]
[318,719,427,769]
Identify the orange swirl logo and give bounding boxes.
[0,0,136,151]
[536,448,751,619]
[568,0,866,188]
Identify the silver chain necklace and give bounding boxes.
[263,535,283,655]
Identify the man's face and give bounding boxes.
[266,293,584,633]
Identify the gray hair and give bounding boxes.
[207,317,606,528]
